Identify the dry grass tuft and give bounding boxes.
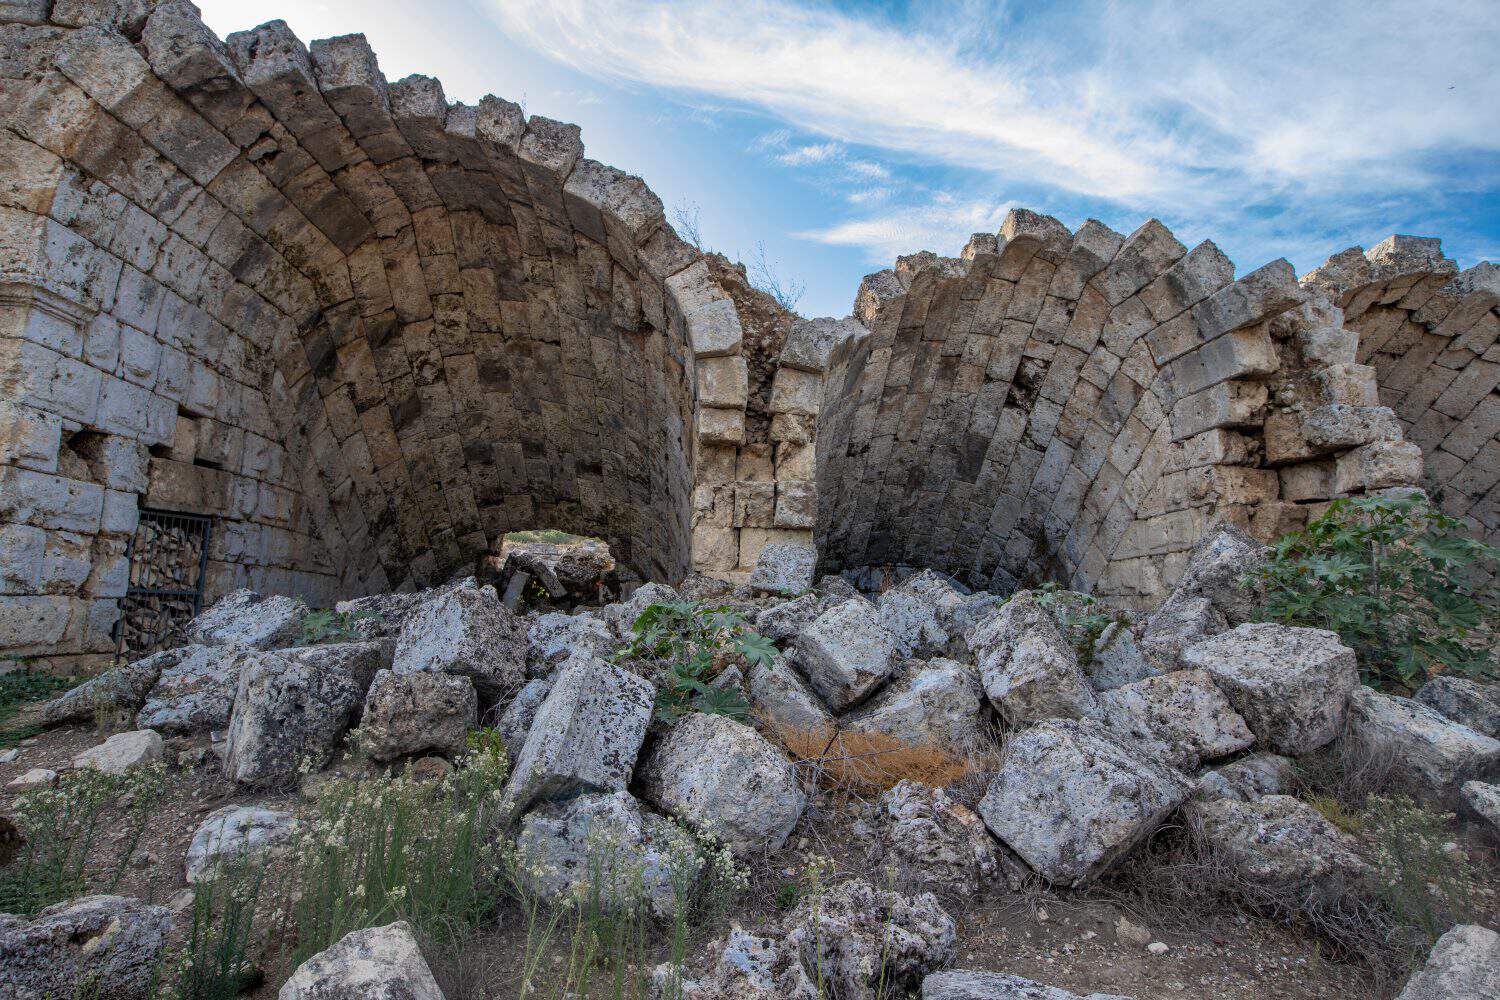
[772,723,970,797]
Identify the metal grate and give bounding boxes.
[114,508,213,663]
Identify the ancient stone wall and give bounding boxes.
[0,1,1494,667]
[812,210,1428,606]
[1302,240,1500,564]
[0,1,718,668]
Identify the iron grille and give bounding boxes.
[114,508,213,663]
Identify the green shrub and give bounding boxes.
[1031,582,1126,667]
[1359,794,1476,958]
[615,601,774,723]
[297,609,380,646]
[170,854,271,1000]
[285,738,510,963]
[0,763,165,915]
[1249,492,1498,691]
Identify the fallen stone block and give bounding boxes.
[187,588,307,649]
[640,711,805,856]
[746,653,832,733]
[1345,686,1500,799]
[783,879,955,1000]
[42,648,183,724]
[1094,669,1255,771]
[874,779,1001,897]
[222,647,366,787]
[749,542,817,596]
[0,895,172,1000]
[356,668,477,762]
[1194,752,1298,802]
[971,592,1097,726]
[923,970,1136,999]
[843,658,984,751]
[1181,622,1357,755]
[279,921,444,1000]
[515,790,692,919]
[1414,676,1500,739]
[71,729,161,775]
[1460,780,1500,836]
[1190,794,1369,884]
[978,719,1193,887]
[1395,923,1500,1000]
[790,598,900,712]
[185,804,297,883]
[394,578,526,696]
[136,644,251,733]
[499,654,654,823]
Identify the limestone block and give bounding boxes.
[1301,404,1400,451]
[1094,669,1256,771]
[781,879,955,999]
[1332,440,1423,493]
[791,597,899,711]
[1414,676,1500,738]
[1191,258,1304,342]
[187,589,306,650]
[1346,687,1500,799]
[641,712,806,855]
[875,780,1001,897]
[844,658,984,750]
[0,401,61,472]
[279,922,443,1000]
[1189,794,1369,884]
[515,790,688,919]
[222,646,369,787]
[749,541,816,595]
[970,591,1097,725]
[357,668,476,762]
[698,406,745,445]
[922,971,1132,1000]
[781,316,865,372]
[696,355,748,408]
[185,804,297,883]
[0,895,172,1000]
[685,299,743,358]
[393,579,526,695]
[1194,752,1297,802]
[746,653,832,732]
[1295,325,1359,367]
[1394,924,1500,1000]
[1181,623,1357,755]
[499,654,654,823]
[978,719,1193,886]
[769,367,823,416]
[71,728,162,775]
[1315,362,1380,408]
[1169,381,1267,441]
[773,478,816,529]
[136,644,250,733]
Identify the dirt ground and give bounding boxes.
[2,707,1494,1000]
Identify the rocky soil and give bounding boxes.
[1,529,1498,999]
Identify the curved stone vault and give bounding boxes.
[0,2,1495,668]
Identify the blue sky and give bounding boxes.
[197,0,1500,318]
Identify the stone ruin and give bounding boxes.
[0,1,1497,673]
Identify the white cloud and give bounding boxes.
[484,0,1500,215]
[775,142,843,166]
[796,196,1016,265]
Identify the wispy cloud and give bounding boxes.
[484,0,1498,275]
[485,0,1500,209]
[775,142,843,167]
[796,195,1016,264]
